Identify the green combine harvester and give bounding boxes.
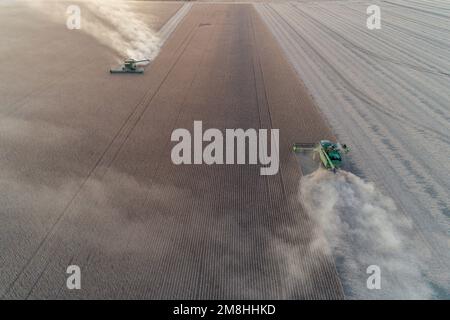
[110,58,150,74]
[293,140,350,173]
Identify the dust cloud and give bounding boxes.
[300,168,438,299]
[26,0,161,62]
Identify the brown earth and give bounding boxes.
[0,2,342,299]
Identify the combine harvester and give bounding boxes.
[293,140,350,173]
[110,58,150,74]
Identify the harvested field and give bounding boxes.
[256,0,450,298]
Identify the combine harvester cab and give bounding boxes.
[293,140,349,174]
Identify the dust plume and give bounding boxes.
[300,168,439,299]
[26,0,161,62]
